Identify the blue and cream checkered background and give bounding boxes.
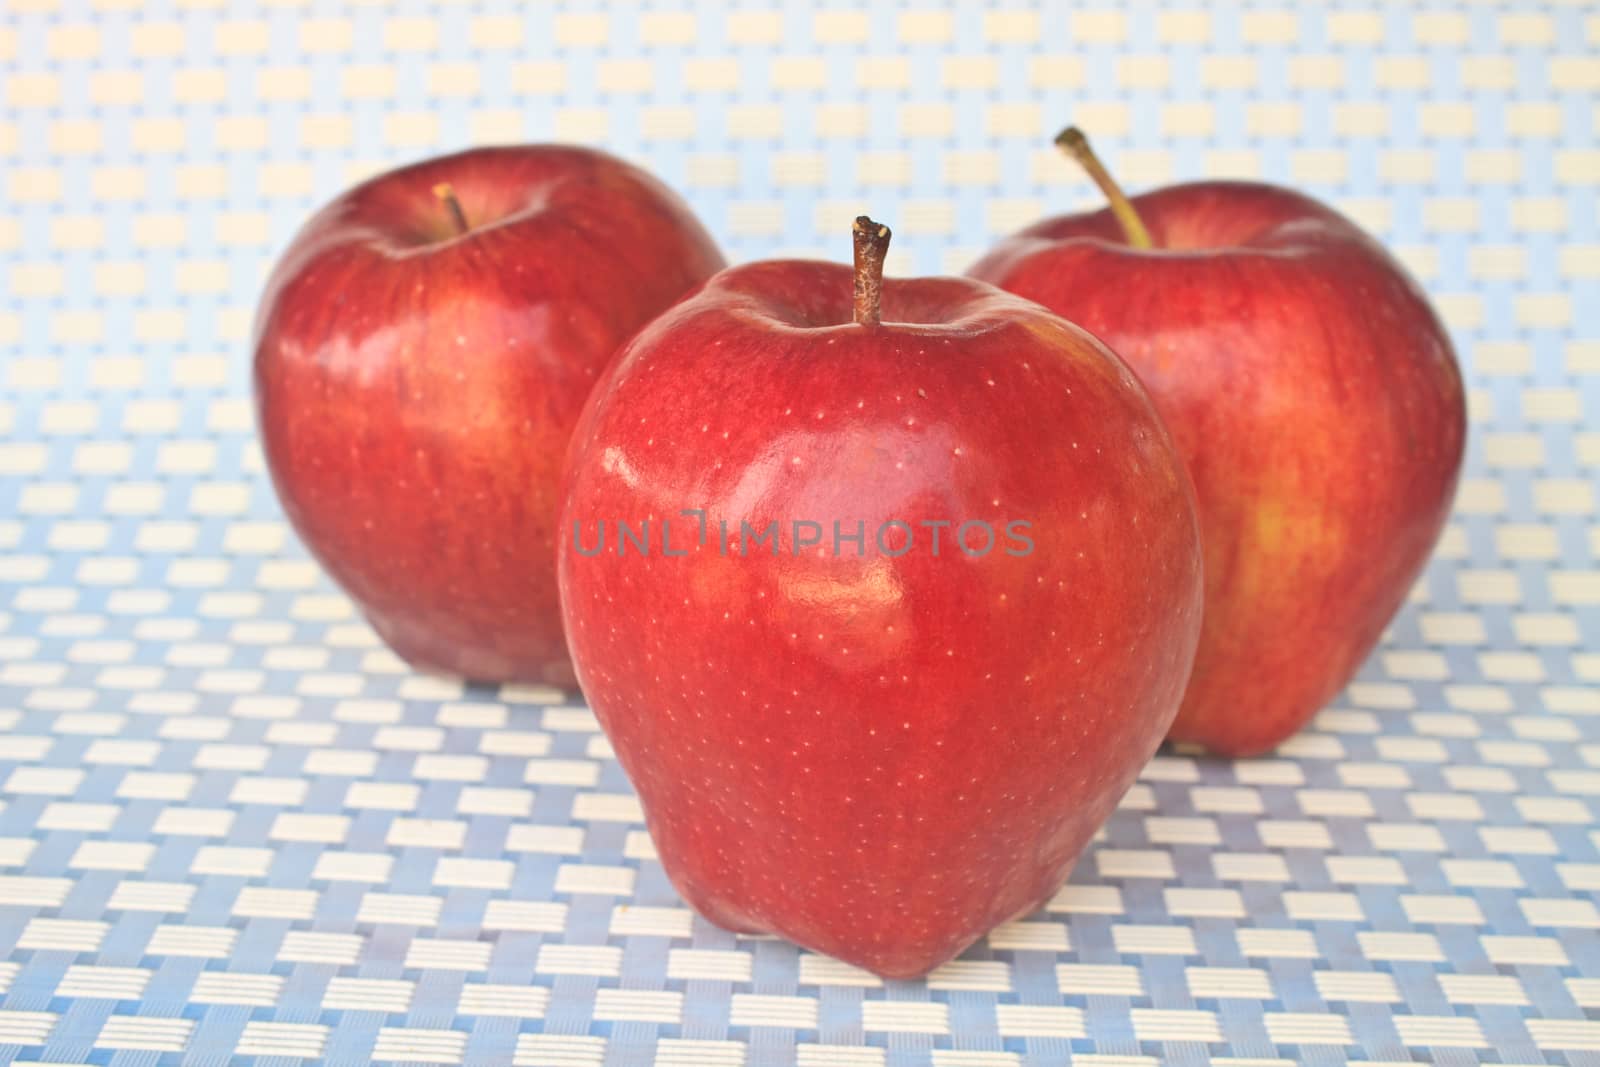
[2,1,1598,1063]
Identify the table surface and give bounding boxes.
[2,2,1598,1064]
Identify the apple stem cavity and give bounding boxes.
[852,215,892,326]
[432,182,471,237]
[1055,127,1153,250]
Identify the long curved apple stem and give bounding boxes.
[852,215,891,325]
[1055,127,1153,250]
[432,182,470,236]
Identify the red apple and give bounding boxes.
[557,218,1203,977]
[254,145,725,685]
[971,129,1467,756]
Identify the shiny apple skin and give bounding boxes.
[557,263,1203,978]
[971,181,1467,757]
[254,145,725,685]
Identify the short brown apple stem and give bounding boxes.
[852,215,891,326]
[1055,127,1153,250]
[432,182,470,236]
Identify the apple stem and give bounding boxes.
[432,182,470,236]
[1055,127,1153,250]
[852,215,891,326]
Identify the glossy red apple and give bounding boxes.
[971,129,1467,756]
[558,218,1203,977]
[254,145,725,685]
